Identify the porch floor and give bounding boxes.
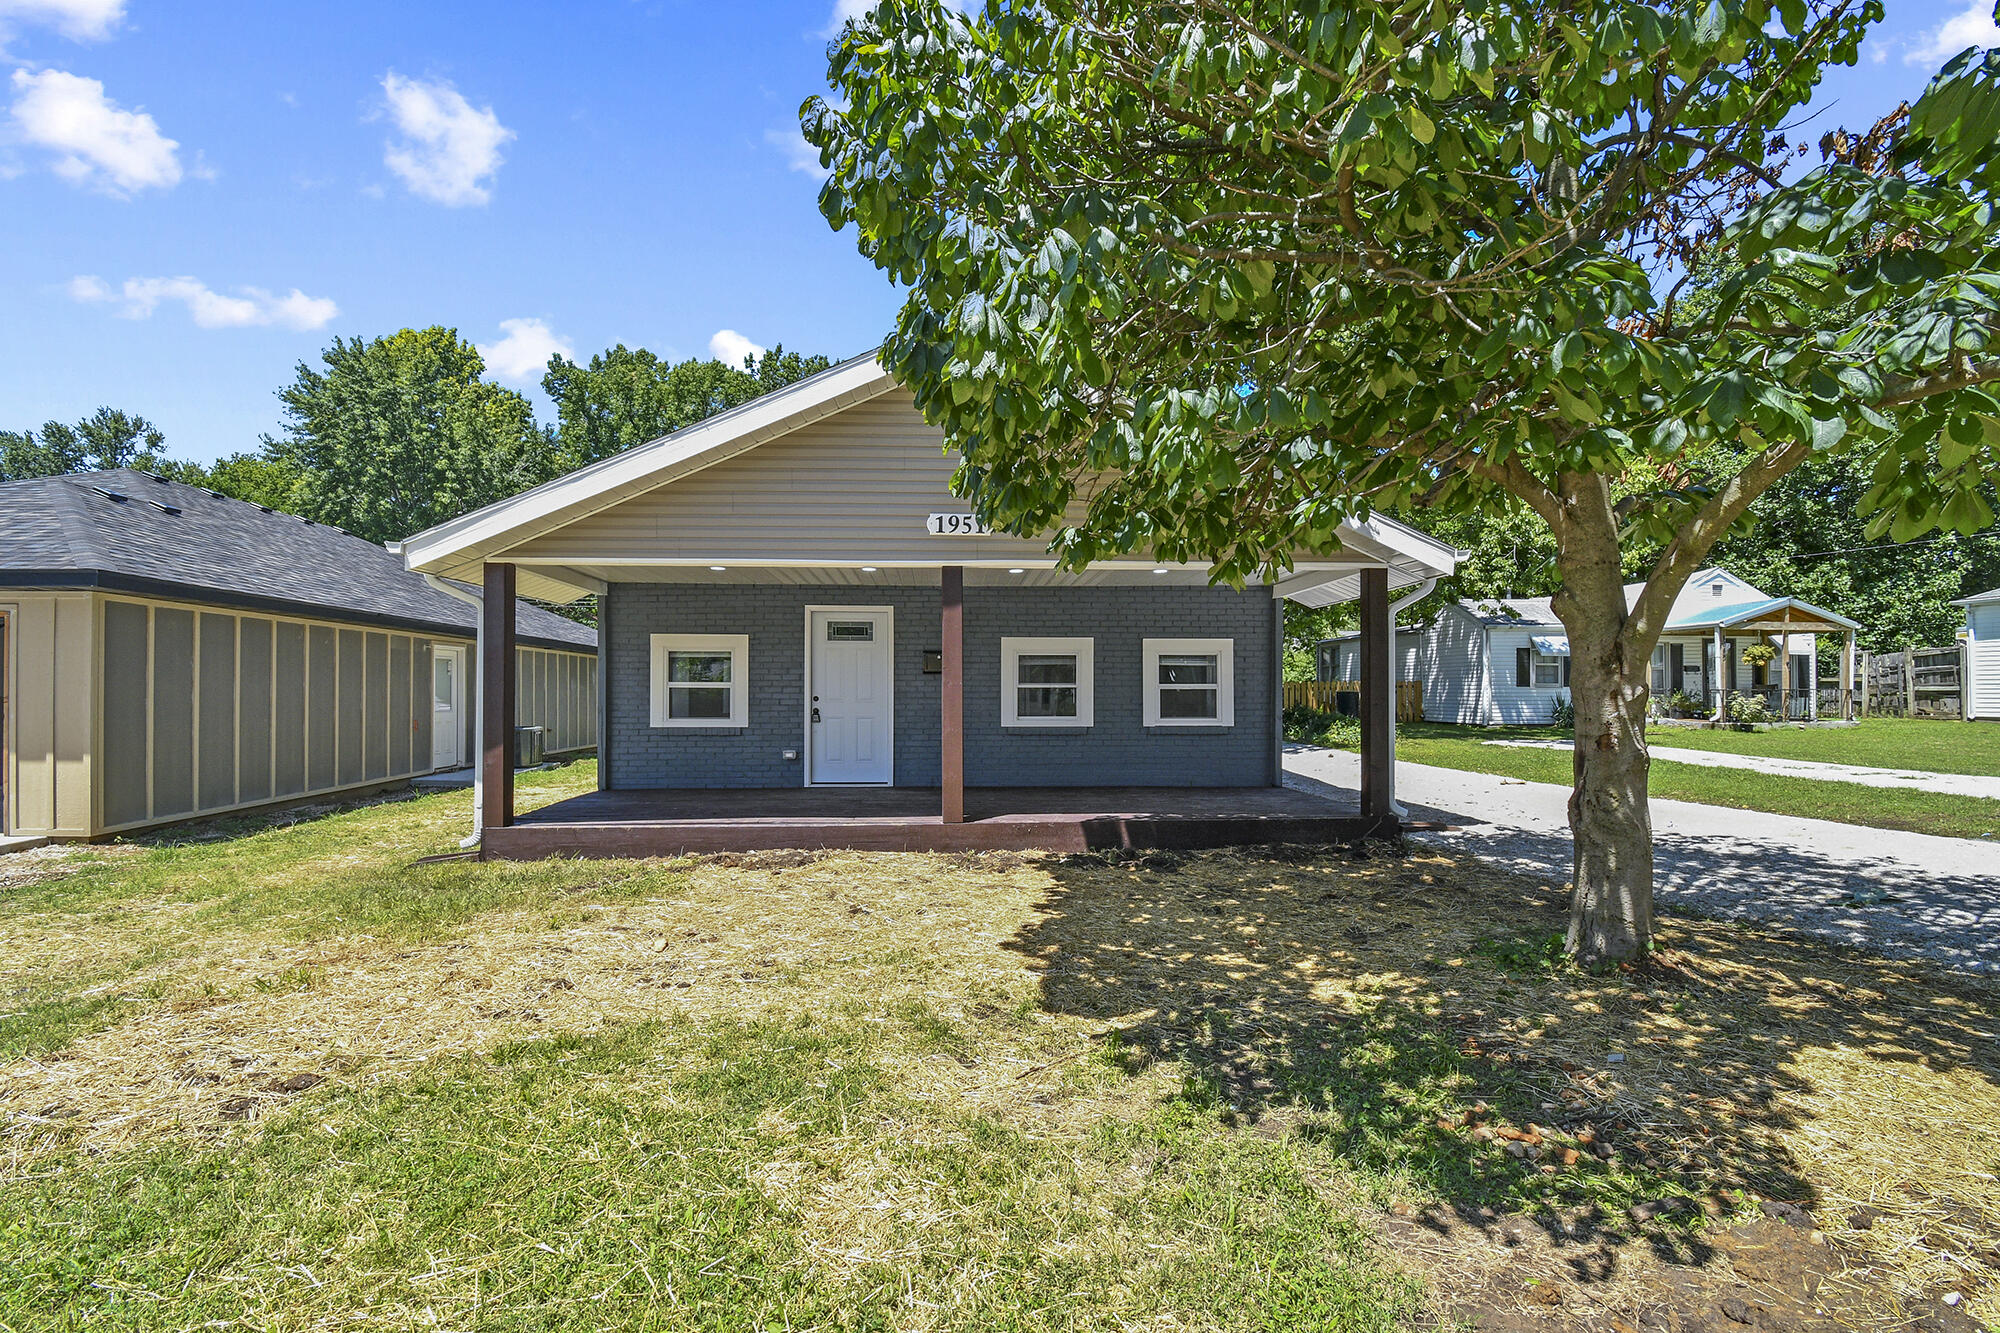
[483,785,1395,859]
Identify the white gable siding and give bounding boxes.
[1415,605,1491,723]
[1970,604,2000,720]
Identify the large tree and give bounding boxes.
[542,344,835,470]
[266,327,557,545]
[1,407,167,481]
[809,0,2000,962]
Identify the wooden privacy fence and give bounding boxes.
[1859,646,1964,718]
[1284,679,1424,724]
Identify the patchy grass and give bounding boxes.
[1646,715,2000,776]
[1352,723,2000,840]
[1,782,1994,1329]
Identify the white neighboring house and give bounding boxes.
[1960,585,2000,721]
[1318,567,1863,725]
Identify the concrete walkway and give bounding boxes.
[1284,745,2000,975]
[1485,737,2000,800]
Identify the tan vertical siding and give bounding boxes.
[1,592,97,837]
[512,646,598,754]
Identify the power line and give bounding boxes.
[1779,529,2000,562]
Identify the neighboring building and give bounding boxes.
[0,469,597,841]
[1960,585,2000,721]
[1319,567,1862,726]
[397,353,1460,857]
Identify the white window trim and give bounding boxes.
[1143,637,1234,728]
[650,633,749,729]
[1001,636,1094,728]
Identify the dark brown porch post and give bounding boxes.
[941,565,964,824]
[482,562,517,830]
[1359,567,1394,818]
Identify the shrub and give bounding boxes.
[1550,692,1575,729]
[1283,704,1360,748]
[1726,694,1771,729]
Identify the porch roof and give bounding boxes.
[397,352,1457,607]
[1665,595,1862,634]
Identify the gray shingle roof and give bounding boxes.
[1460,596,1561,626]
[0,469,595,652]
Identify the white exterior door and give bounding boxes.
[432,646,466,771]
[809,609,893,784]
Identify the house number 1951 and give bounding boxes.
[925,513,990,535]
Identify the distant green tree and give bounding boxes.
[157,452,308,513]
[0,407,167,481]
[543,344,833,470]
[266,328,557,545]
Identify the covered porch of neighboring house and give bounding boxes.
[1648,597,1864,723]
[464,558,1445,860]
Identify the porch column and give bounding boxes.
[1841,631,1855,721]
[941,565,964,824]
[481,562,517,831]
[1777,612,1791,722]
[1358,567,1394,818]
[1713,627,1727,722]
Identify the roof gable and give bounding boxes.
[399,354,1459,597]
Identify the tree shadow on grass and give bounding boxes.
[1003,843,2000,1293]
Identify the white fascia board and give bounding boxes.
[400,352,896,576]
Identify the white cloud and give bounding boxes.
[71,274,339,330]
[480,317,573,382]
[8,68,180,195]
[1906,0,2000,65]
[378,72,513,207]
[709,329,766,366]
[0,0,124,41]
[766,125,823,175]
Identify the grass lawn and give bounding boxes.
[1343,723,2000,841]
[1645,716,2000,777]
[2,765,1995,1329]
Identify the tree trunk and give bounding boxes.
[1561,620,1654,963]
[1550,477,1655,965]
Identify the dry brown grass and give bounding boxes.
[3,832,1994,1327]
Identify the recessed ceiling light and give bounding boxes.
[708,565,727,572]
[861,566,878,573]
[1152,567,1169,574]
[1008,568,1025,575]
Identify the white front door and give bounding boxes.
[809,609,893,785]
[432,646,465,771]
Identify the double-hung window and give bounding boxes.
[1143,638,1234,727]
[1000,637,1093,727]
[650,634,749,728]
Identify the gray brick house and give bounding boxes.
[398,354,1457,857]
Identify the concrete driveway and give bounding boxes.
[1284,745,2000,975]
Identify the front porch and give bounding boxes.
[482,783,1395,858]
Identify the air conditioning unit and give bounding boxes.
[513,725,546,768]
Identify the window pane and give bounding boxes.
[1535,664,1560,685]
[1018,685,1078,718]
[1159,686,1217,719]
[1017,654,1077,685]
[433,658,453,708]
[668,651,731,683]
[827,621,874,642]
[1158,654,1217,685]
[669,684,731,719]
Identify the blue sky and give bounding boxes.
[2,0,1994,465]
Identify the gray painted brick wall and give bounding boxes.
[605,581,1276,789]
